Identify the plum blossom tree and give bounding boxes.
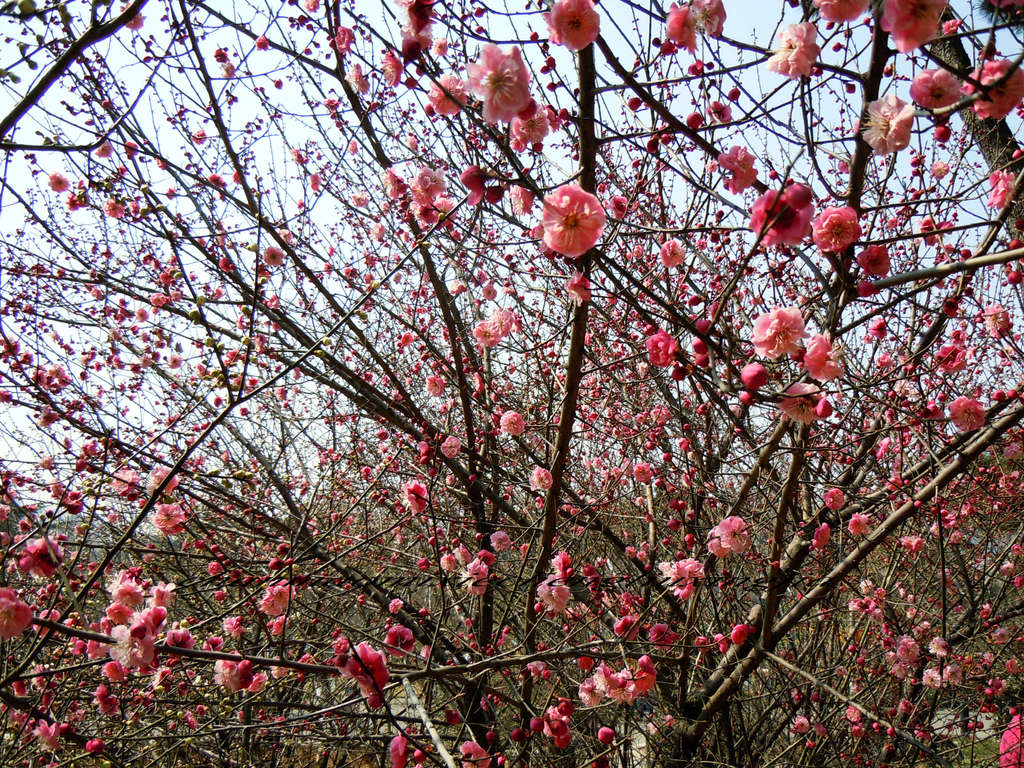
[1,0,1024,767]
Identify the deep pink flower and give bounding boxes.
[466,45,532,124]
[390,735,409,768]
[910,69,961,109]
[881,0,947,53]
[823,488,846,510]
[259,582,293,617]
[403,480,428,514]
[18,537,63,579]
[708,516,751,558]
[566,272,591,305]
[804,334,845,381]
[766,23,820,79]
[718,146,757,193]
[863,94,915,155]
[660,238,685,267]
[666,4,697,52]
[500,410,526,436]
[812,523,831,550]
[748,184,814,246]
[812,206,861,252]
[646,329,679,368]
[813,0,869,22]
[751,306,808,359]
[460,741,491,768]
[541,184,606,257]
[965,59,1024,120]
[778,382,824,423]
[0,589,32,640]
[546,0,600,51]
[948,396,985,432]
[857,245,891,277]
[1001,714,1024,768]
[848,513,871,536]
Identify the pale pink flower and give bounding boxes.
[660,238,685,267]
[812,206,861,252]
[857,245,891,277]
[108,570,144,609]
[530,466,553,491]
[259,582,293,617]
[751,306,808,359]
[881,0,947,53]
[566,272,591,305]
[466,45,533,124]
[804,334,845,381]
[708,516,751,558]
[490,530,513,551]
[347,63,370,94]
[541,184,606,257]
[848,513,871,536]
[425,375,445,396]
[546,0,600,51]
[813,0,870,22]
[463,557,490,596]
[984,303,1011,338]
[766,23,820,79]
[863,94,915,155]
[48,172,71,192]
[646,329,679,368]
[152,502,187,535]
[692,0,726,37]
[778,382,824,423]
[748,183,814,246]
[910,69,961,109]
[718,146,758,193]
[0,588,32,640]
[500,410,526,436]
[510,185,535,215]
[510,107,550,152]
[409,166,446,205]
[459,741,491,768]
[658,558,705,599]
[931,161,949,179]
[988,170,1016,210]
[537,574,571,614]
[223,615,245,639]
[948,396,985,432]
[428,74,465,116]
[440,436,461,458]
[264,246,286,268]
[966,59,1024,120]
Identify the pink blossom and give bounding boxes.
[766,23,820,79]
[500,410,526,436]
[812,523,831,551]
[541,184,606,257]
[848,513,871,536]
[751,306,808,359]
[409,166,446,205]
[748,184,814,246]
[530,466,553,491]
[384,625,414,656]
[466,45,532,124]
[824,488,846,511]
[403,480,428,514]
[778,383,824,424]
[18,537,63,578]
[633,462,653,484]
[382,50,403,87]
[341,643,390,708]
[259,582,293,617]
[646,329,679,368]
[813,0,870,21]
[863,94,915,155]
[566,272,591,305]
[707,516,751,558]
[546,0,600,51]
[984,303,1011,338]
[988,170,1016,210]
[0,589,32,640]
[147,465,180,496]
[428,74,465,116]
[510,185,535,215]
[812,206,861,252]
[48,172,71,192]
[440,436,461,458]
[910,69,961,109]
[460,741,491,768]
[108,570,144,609]
[658,558,705,599]
[804,334,845,381]
[152,502,187,535]
[464,557,490,595]
[1001,714,1024,768]
[965,59,1024,120]
[425,376,445,396]
[348,63,370,94]
[34,721,60,751]
[666,4,697,52]
[511,107,551,152]
[881,0,947,53]
[490,530,513,551]
[660,238,685,267]
[718,146,758,194]
[537,574,571,614]
[857,245,891,277]
[948,396,985,432]
[215,659,256,693]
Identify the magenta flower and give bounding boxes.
[857,245,891,277]
[541,184,606,257]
